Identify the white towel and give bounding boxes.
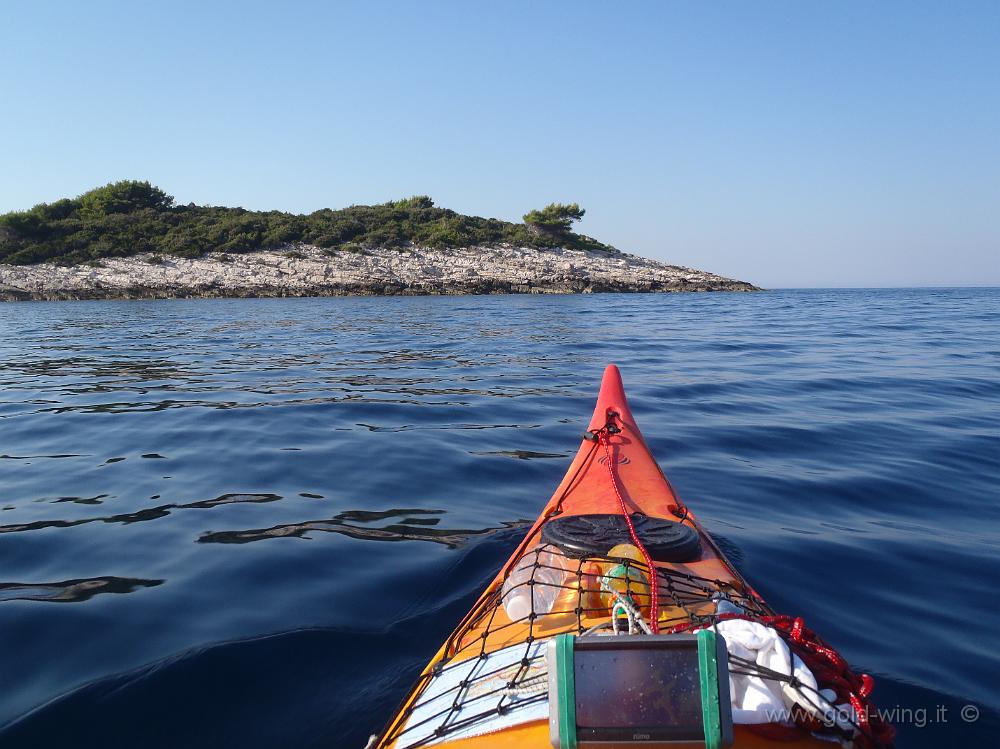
[696,619,856,733]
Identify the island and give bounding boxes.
[0,181,758,301]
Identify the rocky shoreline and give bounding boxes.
[0,244,758,302]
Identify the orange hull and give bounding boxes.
[376,365,834,749]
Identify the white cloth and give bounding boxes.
[697,619,855,733]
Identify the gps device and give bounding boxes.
[546,632,733,749]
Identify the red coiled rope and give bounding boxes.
[597,425,660,633]
[765,615,894,747]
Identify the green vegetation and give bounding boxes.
[523,202,585,235]
[0,181,616,265]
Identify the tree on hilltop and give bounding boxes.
[79,180,174,219]
[523,203,585,235]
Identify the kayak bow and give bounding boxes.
[373,365,892,749]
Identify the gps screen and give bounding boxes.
[573,645,704,739]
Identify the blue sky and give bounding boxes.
[1,1,997,287]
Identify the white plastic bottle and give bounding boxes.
[501,548,569,622]
[712,593,746,616]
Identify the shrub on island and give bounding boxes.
[0,182,616,265]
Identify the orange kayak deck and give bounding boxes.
[375,365,838,749]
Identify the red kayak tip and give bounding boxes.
[588,364,635,432]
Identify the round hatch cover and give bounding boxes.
[541,513,701,562]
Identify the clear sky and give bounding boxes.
[1,1,997,287]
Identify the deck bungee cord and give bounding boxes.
[371,366,894,749]
[588,409,662,633]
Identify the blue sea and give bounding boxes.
[1,289,998,748]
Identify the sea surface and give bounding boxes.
[1,289,998,748]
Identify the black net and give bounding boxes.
[378,541,768,749]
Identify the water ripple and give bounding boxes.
[197,509,528,548]
[0,577,163,603]
[0,289,998,749]
[0,494,283,534]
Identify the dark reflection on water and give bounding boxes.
[1,290,998,749]
[197,508,528,547]
[0,577,163,603]
[0,454,88,460]
[0,493,283,534]
[52,494,109,505]
[356,421,544,432]
[470,449,570,459]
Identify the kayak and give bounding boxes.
[371,365,893,749]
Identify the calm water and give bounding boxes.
[1,289,998,748]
